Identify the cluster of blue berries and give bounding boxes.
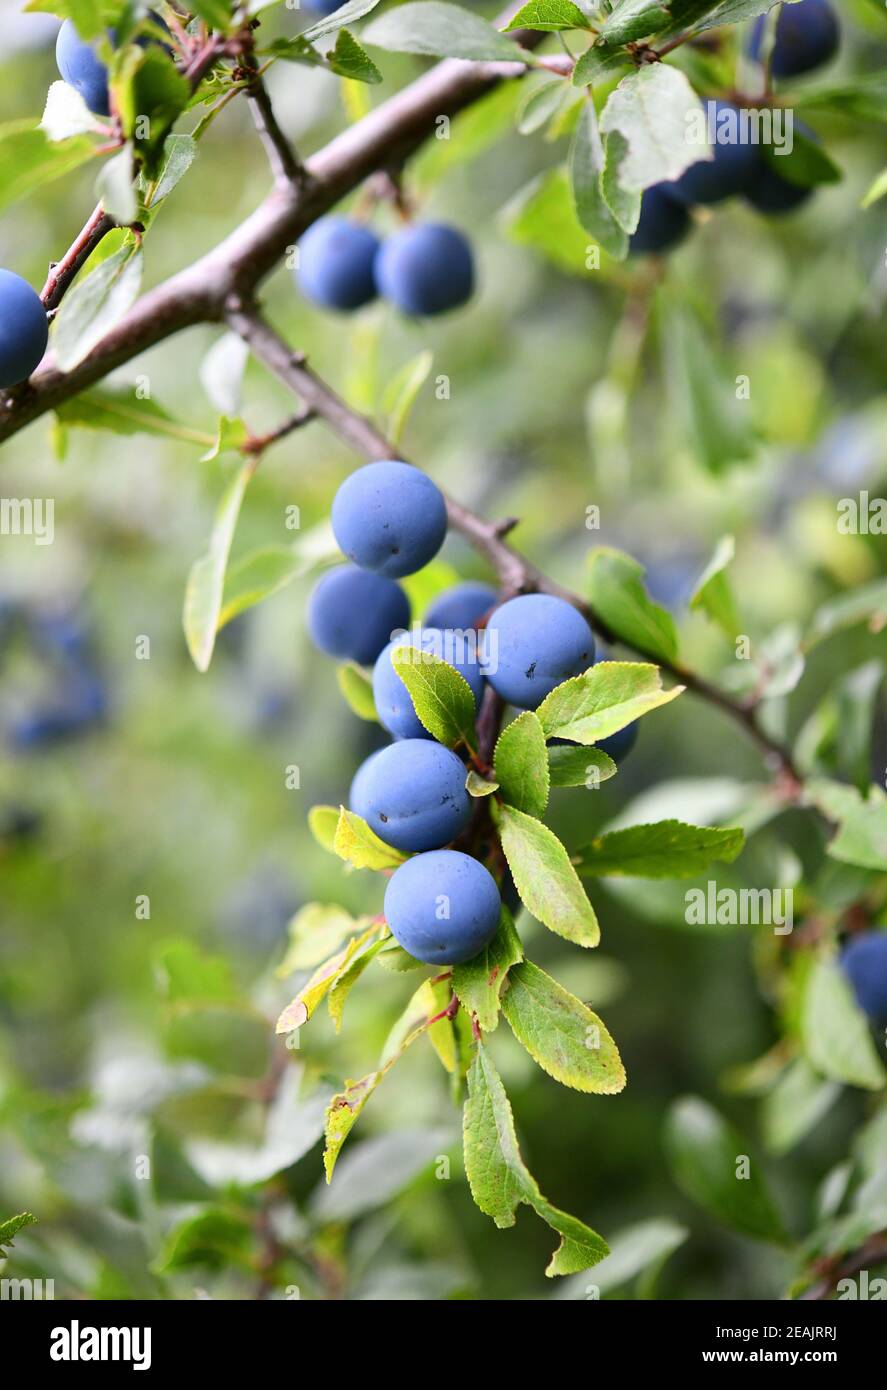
[297,217,475,316]
[2,603,108,751]
[630,0,839,256]
[306,458,635,964]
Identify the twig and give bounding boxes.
[241,407,315,456]
[245,71,305,187]
[799,1234,887,1301]
[40,205,116,311]
[225,301,803,782]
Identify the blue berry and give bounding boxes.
[307,564,410,665]
[375,223,474,316]
[332,460,448,579]
[297,217,381,312]
[0,270,48,388]
[482,593,595,710]
[629,186,691,256]
[384,849,501,964]
[840,932,887,1022]
[423,582,498,631]
[373,627,485,741]
[350,739,471,852]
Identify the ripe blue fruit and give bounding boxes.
[0,271,48,388]
[375,223,474,316]
[297,217,381,312]
[629,186,690,256]
[481,593,595,710]
[749,0,839,79]
[9,670,107,750]
[743,156,814,215]
[373,627,485,740]
[840,932,887,1022]
[424,581,498,631]
[350,740,471,852]
[665,101,760,206]
[55,12,169,117]
[384,849,501,964]
[307,564,410,665]
[332,460,448,578]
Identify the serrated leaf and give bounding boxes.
[276,925,379,1033]
[466,769,499,797]
[599,0,669,45]
[145,132,198,207]
[494,711,549,817]
[336,662,378,721]
[801,957,886,1091]
[308,805,340,853]
[464,1044,609,1275]
[538,661,682,744]
[501,961,625,1093]
[494,802,599,947]
[572,43,633,88]
[277,902,373,975]
[52,241,143,372]
[548,744,617,788]
[327,28,383,83]
[452,905,523,1032]
[690,535,738,637]
[375,941,425,973]
[328,938,388,1031]
[303,0,385,43]
[503,0,592,31]
[333,806,408,871]
[599,64,708,192]
[576,819,744,879]
[0,1212,37,1252]
[664,1096,788,1244]
[391,646,477,749]
[381,349,433,444]
[587,550,680,662]
[570,100,629,258]
[363,2,525,62]
[183,463,253,673]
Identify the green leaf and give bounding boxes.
[494,802,599,947]
[200,416,249,462]
[381,349,433,443]
[662,303,754,473]
[494,712,549,817]
[452,906,523,1032]
[328,938,388,1031]
[219,541,326,629]
[503,0,592,31]
[144,133,198,207]
[761,1058,840,1156]
[599,64,708,192]
[189,0,237,27]
[501,961,625,1093]
[570,100,629,259]
[363,2,525,62]
[572,43,632,89]
[600,130,642,235]
[862,166,887,209]
[324,992,439,1178]
[112,47,191,176]
[327,29,383,83]
[599,0,670,45]
[502,167,599,279]
[52,241,143,372]
[277,902,373,975]
[308,805,340,853]
[537,661,683,744]
[689,535,739,637]
[54,388,212,445]
[0,121,98,216]
[155,940,237,1003]
[391,645,477,749]
[336,662,378,721]
[558,1217,688,1298]
[333,806,408,871]
[805,578,887,647]
[800,956,886,1091]
[25,1,121,40]
[806,781,887,872]
[0,1212,37,1253]
[466,769,499,797]
[587,550,680,662]
[548,744,617,788]
[95,144,137,223]
[152,1208,252,1275]
[517,79,570,137]
[276,926,380,1033]
[415,82,522,189]
[183,463,253,673]
[302,0,385,43]
[663,1097,788,1244]
[575,819,745,879]
[464,1044,609,1275]
[763,129,840,189]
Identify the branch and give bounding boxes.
[0,12,541,445]
[40,205,117,312]
[245,71,305,188]
[226,300,802,782]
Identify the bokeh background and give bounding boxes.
[1,0,886,1299]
